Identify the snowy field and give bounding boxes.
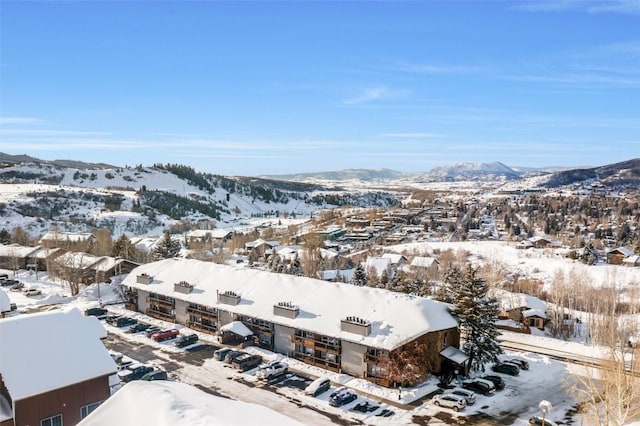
[5,261,638,425]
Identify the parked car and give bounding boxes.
[492,362,520,376]
[9,303,17,311]
[0,273,8,282]
[505,358,530,370]
[255,361,288,380]
[174,333,199,348]
[462,378,495,396]
[105,315,121,325]
[352,401,380,413]
[140,369,169,381]
[2,279,19,287]
[84,307,108,317]
[23,288,41,297]
[329,388,358,407]
[232,354,263,372]
[214,347,233,361]
[481,375,505,390]
[224,350,245,364]
[126,323,150,333]
[145,326,162,338]
[528,416,559,426]
[112,317,137,328]
[450,388,476,405]
[117,364,155,383]
[9,282,24,292]
[304,377,331,397]
[431,393,467,412]
[151,329,179,342]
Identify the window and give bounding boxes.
[81,401,102,419]
[41,414,63,426]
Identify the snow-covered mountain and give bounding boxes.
[0,159,398,238]
[262,168,408,183]
[412,162,522,183]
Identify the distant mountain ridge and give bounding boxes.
[262,168,408,182]
[0,152,114,169]
[413,161,521,183]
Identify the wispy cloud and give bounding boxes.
[390,61,488,75]
[0,116,41,125]
[0,129,110,136]
[514,0,640,15]
[503,72,640,88]
[380,132,445,139]
[343,86,410,105]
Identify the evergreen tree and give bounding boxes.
[351,263,367,286]
[152,232,181,260]
[380,269,390,289]
[111,234,136,260]
[445,264,502,372]
[0,228,10,244]
[289,253,302,276]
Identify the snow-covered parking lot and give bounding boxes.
[0,268,621,425]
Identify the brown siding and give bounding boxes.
[14,375,110,426]
[0,419,13,426]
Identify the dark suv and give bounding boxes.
[481,375,505,390]
[462,378,495,396]
[84,307,108,317]
[173,334,199,348]
[492,362,520,376]
[233,354,263,372]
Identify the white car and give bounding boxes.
[255,361,288,380]
[431,393,467,412]
[450,388,476,405]
[304,377,331,397]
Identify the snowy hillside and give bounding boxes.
[0,162,398,238]
[413,161,522,183]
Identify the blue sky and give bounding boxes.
[1,1,638,176]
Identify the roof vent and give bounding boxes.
[218,290,240,306]
[341,316,371,336]
[136,273,153,284]
[273,302,299,319]
[174,280,193,294]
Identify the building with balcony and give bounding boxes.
[122,258,460,387]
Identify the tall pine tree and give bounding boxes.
[351,263,367,286]
[445,264,502,372]
[152,232,181,260]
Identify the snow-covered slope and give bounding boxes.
[413,162,521,183]
[0,162,398,238]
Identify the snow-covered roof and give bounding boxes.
[623,255,640,265]
[608,246,634,257]
[380,253,406,264]
[40,231,95,242]
[0,244,41,258]
[123,259,458,351]
[495,290,547,313]
[440,346,469,365]
[0,307,116,400]
[317,268,355,282]
[523,308,546,319]
[0,290,10,312]
[78,381,302,426]
[186,229,232,239]
[32,247,63,259]
[220,321,253,337]
[410,256,438,268]
[365,257,392,277]
[54,252,103,269]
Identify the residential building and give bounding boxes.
[122,258,460,387]
[0,308,116,426]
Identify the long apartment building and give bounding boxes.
[122,258,460,386]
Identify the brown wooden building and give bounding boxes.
[0,308,116,426]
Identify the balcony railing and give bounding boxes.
[146,308,175,322]
[188,321,217,334]
[187,305,218,317]
[292,352,340,372]
[147,296,175,308]
[292,335,340,353]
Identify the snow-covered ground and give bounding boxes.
[4,259,639,425]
